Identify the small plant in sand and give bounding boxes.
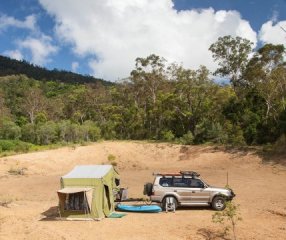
[212,201,242,240]
[8,162,27,175]
[107,154,117,167]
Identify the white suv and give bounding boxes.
[144,171,235,211]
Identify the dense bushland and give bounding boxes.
[0,36,285,152]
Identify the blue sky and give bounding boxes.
[0,0,285,81]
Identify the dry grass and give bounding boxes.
[8,166,27,175]
[0,195,13,208]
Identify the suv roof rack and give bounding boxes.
[153,172,181,176]
[153,171,200,177]
[180,171,200,177]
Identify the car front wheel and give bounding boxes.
[212,196,226,211]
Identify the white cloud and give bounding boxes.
[270,10,279,23]
[39,0,257,81]
[0,14,36,31]
[17,34,58,65]
[3,49,23,60]
[71,61,79,72]
[259,20,286,46]
[0,13,58,66]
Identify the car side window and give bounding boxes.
[159,177,172,187]
[189,179,204,188]
[173,177,189,187]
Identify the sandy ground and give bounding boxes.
[0,141,285,240]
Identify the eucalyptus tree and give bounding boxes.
[244,44,286,120]
[129,54,169,138]
[209,35,253,93]
[173,65,221,141]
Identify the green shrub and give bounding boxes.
[0,140,16,151]
[205,122,228,144]
[107,154,117,167]
[57,120,71,142]
[225,121,246,146]
[0,140,33,153]
[180,131,194,145]
[0,120,21,140]
[108,154,116,162]
[81,121,101,142]
[14,141,33,153]
[161,130,175,142]
[272,134,286,154]
[21,123,37,143]
[36,121,57,145]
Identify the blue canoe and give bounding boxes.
[116,204,162,213]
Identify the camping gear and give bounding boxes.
[57,165,120,220]
[165,196,176,213]
[115,188,128,201]
[116,204,162,213]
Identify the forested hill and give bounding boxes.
[0,55,112,85]
[0,36,285,154]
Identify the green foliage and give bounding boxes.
[0,55,110,85]
[36,121,57,145]
[195,122,228,144]
[0,140,15,151]
[209,35,253,92]
[271,134,286,154]
[0,140,33,152]
[161,130,175,141]
[107,154,117,167]
[224,121,246,146]
[179,131,194,145]
[0,40,285,148]
[35,112,48,124]
[0,119,21,140]
[21,123,37,143]
[212,201,242,240]
[81,120,101,141]
[107,154,116,162]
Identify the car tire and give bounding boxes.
[212,196,226,211]
[144,183,153,196]
[162,196,178,211]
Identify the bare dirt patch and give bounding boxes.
[0,141,285,240]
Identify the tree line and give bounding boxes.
[0,35,285,151]
[0,55,111,85]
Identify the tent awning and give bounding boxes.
[57,187,93,194]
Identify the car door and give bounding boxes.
[172,177,192,202]
[188,178,210,203]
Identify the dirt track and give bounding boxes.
[0,141,285,240]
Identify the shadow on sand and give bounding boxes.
[196,228,230,240]
[40,206,60,221]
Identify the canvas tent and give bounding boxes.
[57,165,120,220]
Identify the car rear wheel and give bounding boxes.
[212,196,226,211]
[162,196,178,211]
